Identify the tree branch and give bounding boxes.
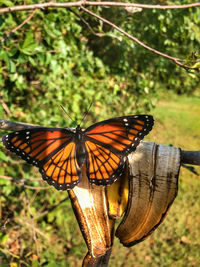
[68,7,105,37]
[0,9,38,44]
[0,1,200,14]
[0,120,39,131]
[181,150,200,166]
[0,175,50,190]
[0,2,199,70]
[1,119,200,166]
[81,6,200,71]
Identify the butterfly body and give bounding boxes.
[2,115,154,190]
[73,125,87,167]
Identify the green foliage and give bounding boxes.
[0,1,199,127]
[0,0,200,266]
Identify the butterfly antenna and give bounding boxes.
[80,102,93,126]
[60,105,76,124]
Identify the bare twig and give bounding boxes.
[0,98,12,117]
[23,184,40,260]
[69,8,105,37]
[0,1,200,14]
[0,9,38,44]
[181,150,200,166]
[0,175,50,190]
[35,196,69,220]
[81,6,200,71]
[0,120,39,131]
[0,175,42,182]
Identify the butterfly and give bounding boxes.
[2,115,154,190]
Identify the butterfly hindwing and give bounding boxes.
[84,115,154,185]
[41,141,81,190]
[85,140,125,186]
[2,128,81,190]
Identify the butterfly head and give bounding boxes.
[75,125,84,141]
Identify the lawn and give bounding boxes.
[109,94,200,266]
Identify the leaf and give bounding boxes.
[0,0,14,6]
[20,31,38,55]
[9,60,16,73]
[0,151,8,162]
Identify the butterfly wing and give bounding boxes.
[84,115,154,185]
[2,128,81,190]
[84,140,126,186]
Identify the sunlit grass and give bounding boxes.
[109,94,200,266]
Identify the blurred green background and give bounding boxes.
[0,0,200,266]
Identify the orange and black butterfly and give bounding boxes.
[2,115,154,190]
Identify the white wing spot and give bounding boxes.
[15,132,19,135]
[134,116,138,118]
[123,118,128,122]
[125,123,129,126]
[26,131,30,134]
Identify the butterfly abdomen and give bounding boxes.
[75,142,86,167]
[75,125,86,167]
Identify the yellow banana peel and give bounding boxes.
[67,142,181,264]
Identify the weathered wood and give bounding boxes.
[181,150,200,165]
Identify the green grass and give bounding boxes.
[109,94,200,266]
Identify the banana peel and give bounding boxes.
[68,165,115,258]
[115,142,180,246]
[67,142,181,264]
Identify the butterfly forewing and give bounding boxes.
[83,115,154,185]
[85,115,154,155]
[2,128,81,190]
